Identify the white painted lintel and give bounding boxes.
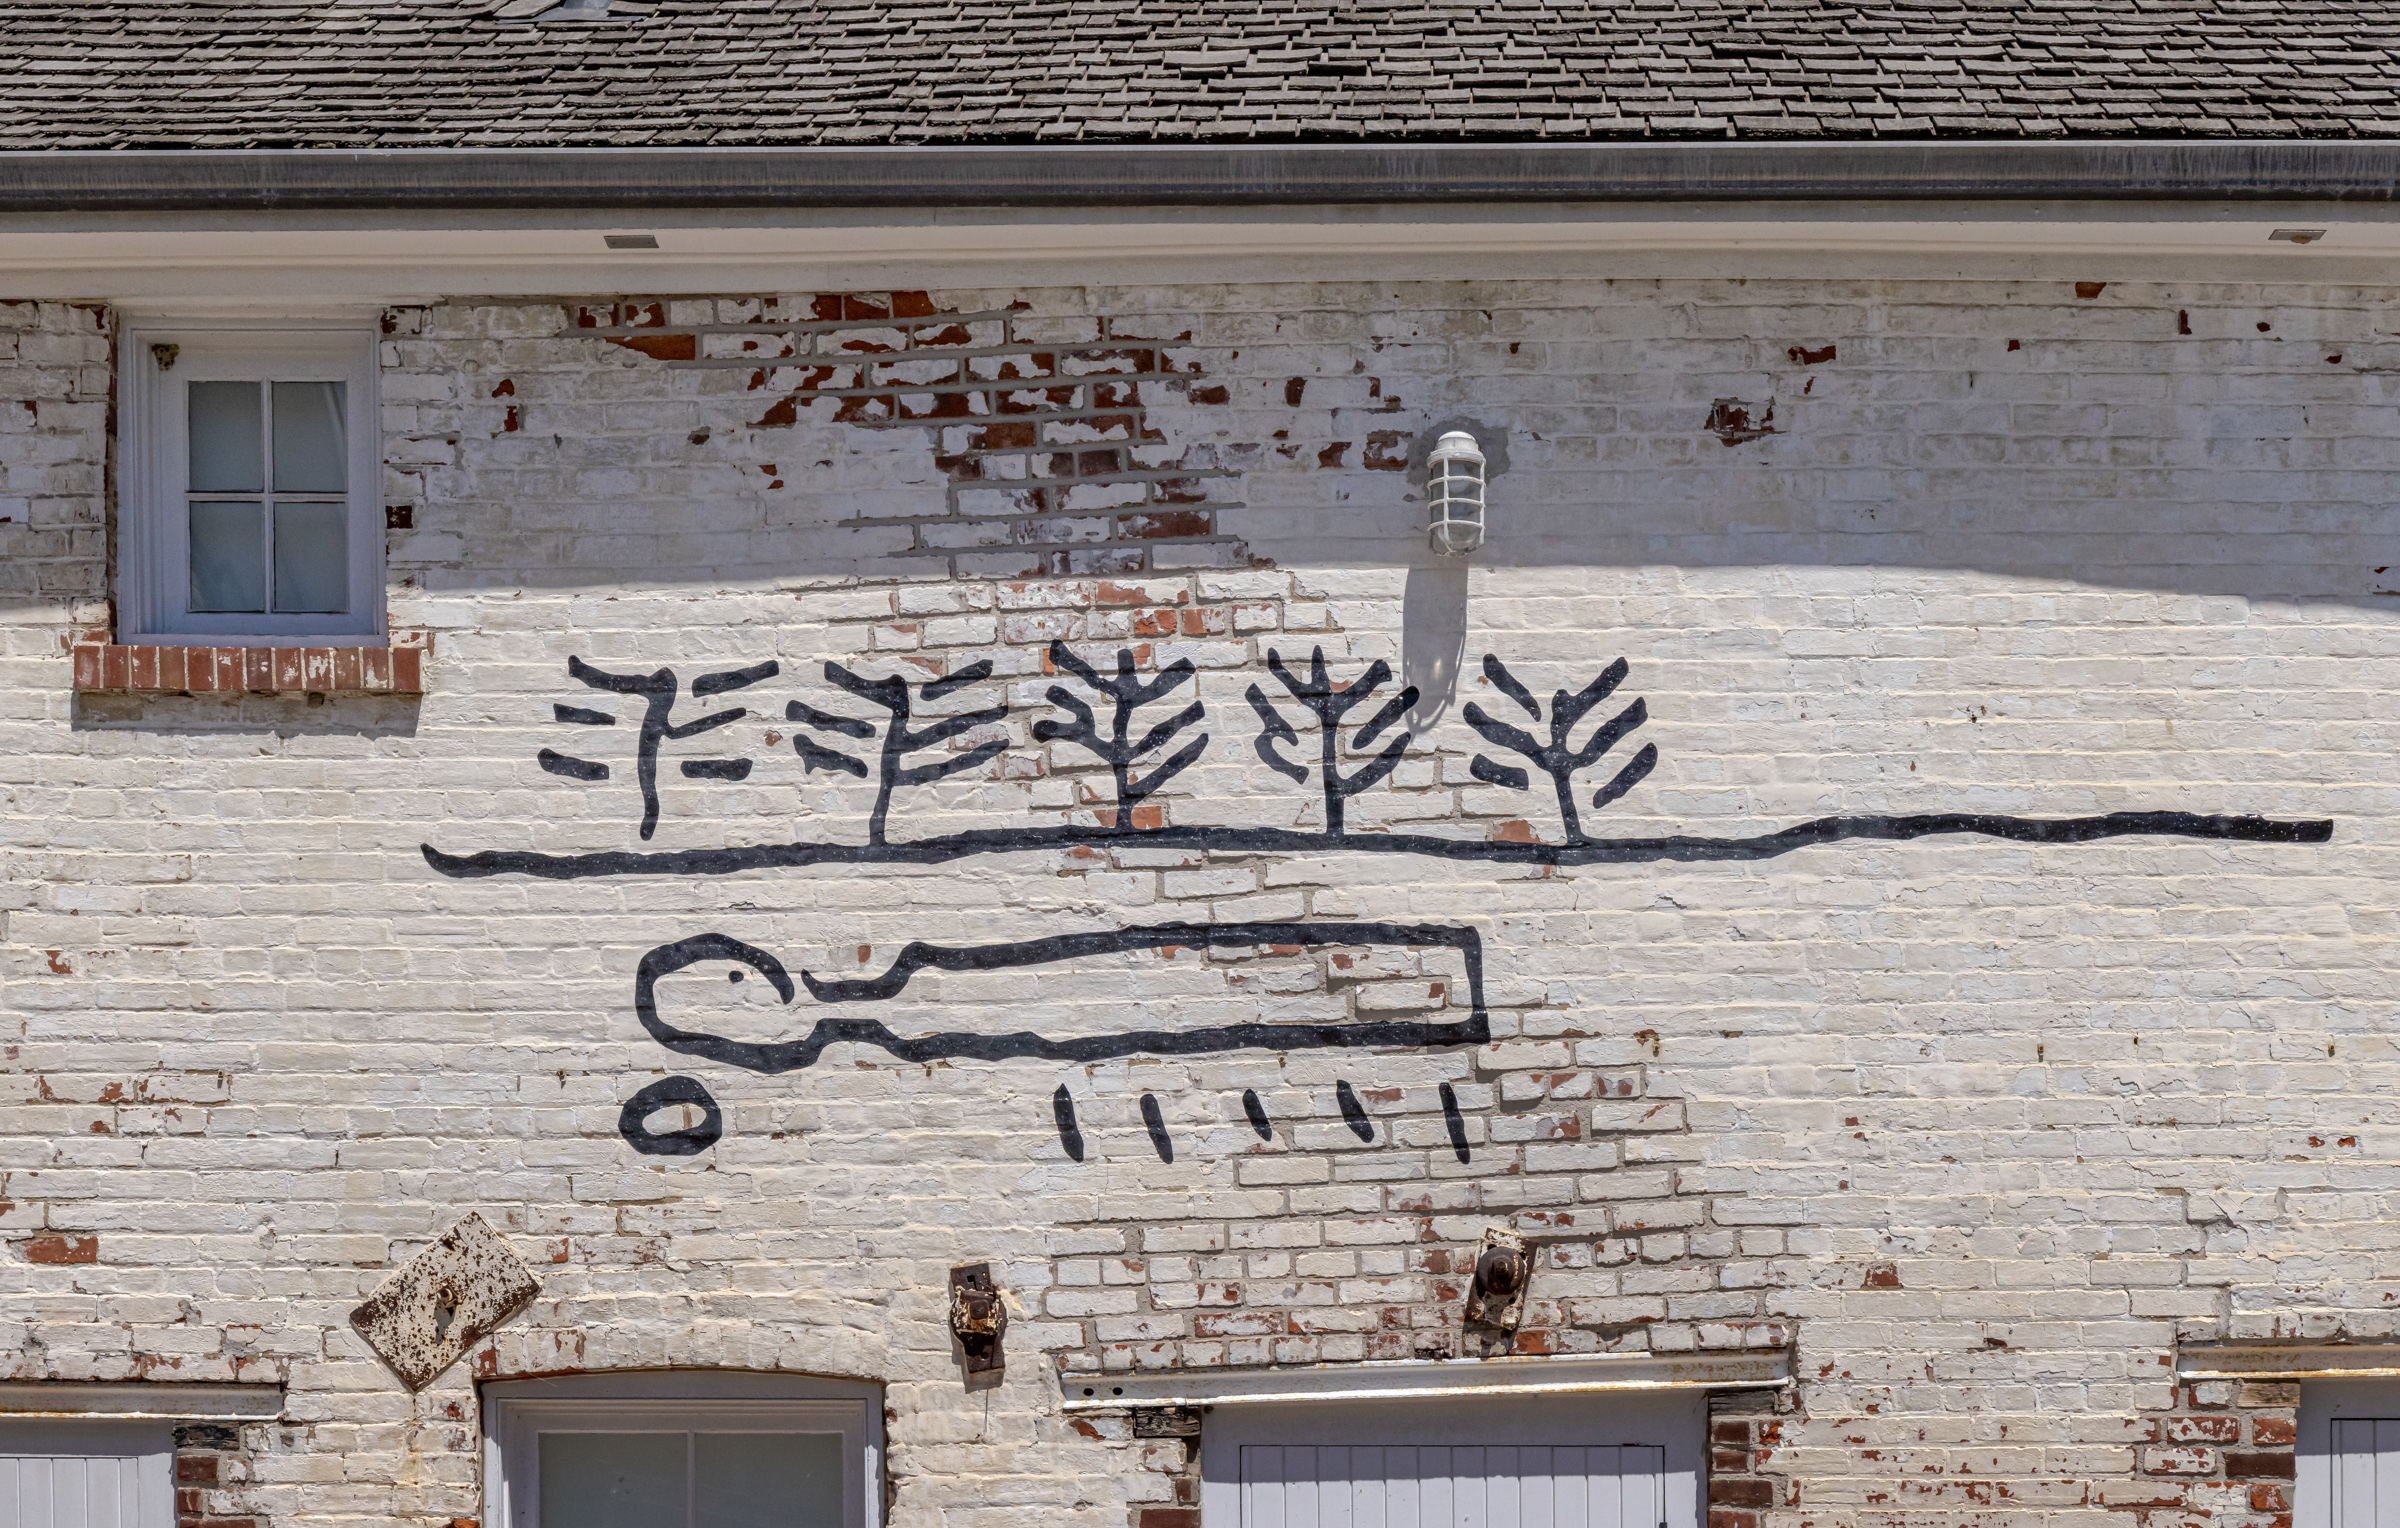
[0,1382,286,1421]
[2178,1346,2400,1381]
[1059,1350,1791,1412]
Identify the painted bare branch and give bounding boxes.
[1032,640,1207,827]
[553,655,777,841]
[787,659,1007,845]
[1464,654,1658,843]
[1245,646,1420,836]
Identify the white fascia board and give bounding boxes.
[0,1382,286,1420]
[1058,1350,1791,1412]
[2179,1347,2400,1381]
[0,201,2392,303]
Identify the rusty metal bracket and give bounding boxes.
[349,1212,541,1391]
[949,1262,1009,1374]
[1462,1227,1529,1331]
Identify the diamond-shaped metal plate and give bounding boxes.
[349,1211,541,1390]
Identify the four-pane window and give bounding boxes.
[119,327,379,644]
[186,379,351,615]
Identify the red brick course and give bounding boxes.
[71,640,426,695]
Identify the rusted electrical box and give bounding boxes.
[949,1262,1009,1374]
[1462,1227,1529,1330]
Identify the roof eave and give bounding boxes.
[7,140,2400,212]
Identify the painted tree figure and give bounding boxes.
[787,659,1007,845]
[1033,640,1207,829]
[1464,654,1657,842]
[1246,646,1419,836]
[542,655,779,841]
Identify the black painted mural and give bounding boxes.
[428,640,2333,1159]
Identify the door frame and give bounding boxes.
[0,1418,177,1528]
[1199,1390,1705,1528]
[2298,1377,2400,1528]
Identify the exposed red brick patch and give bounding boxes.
[1787,343,1837,364]
[489,377,514,397]
[1121,510,1212,540]
[1862,1261,1901,1288]
[2076,281,2107,299]
[22,1234,97,1264]
[43,950,70,974]
[1707,398,1778,446]
[1707,1395,1789,1528]
[589,295,1257,579]
[610,333,697,362]
[2165,1416,2241,1443]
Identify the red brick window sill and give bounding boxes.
[73,638,427,695]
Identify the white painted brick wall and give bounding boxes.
[1,274,2394,1527]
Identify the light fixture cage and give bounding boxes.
[1427,429,1487,556]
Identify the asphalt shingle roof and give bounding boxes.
[5,0,2399,150]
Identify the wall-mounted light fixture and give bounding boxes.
[1427,429,1487,556]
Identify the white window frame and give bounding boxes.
[481,1371,882,1528]
[1200,1390,1704,1528]
[116,320,383,646]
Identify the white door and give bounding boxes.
[0,1421,175,1528]
[1239,1443,1668,1528]
[2332,1418,2400,1528]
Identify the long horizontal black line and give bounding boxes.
[800,919,1484,1005]
[668,1013,1496,1072]
[423,810,2332,882]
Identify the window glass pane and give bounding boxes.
[270,381,347,493]
[540,1431,685,1528]
[189,501,265,612]
[188,382,263,492]
[695,1433,843,1528]
[271,501,348,613]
